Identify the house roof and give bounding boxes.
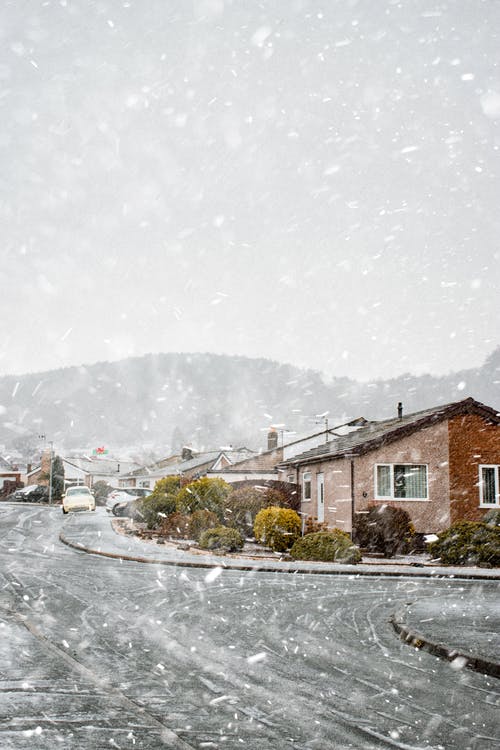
[124,448,256,479]
[0,456,16,471]
[209,448,283,474]
[278,397,500,468]
[63,457,141,477]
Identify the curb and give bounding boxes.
[59,530,500,580]
[390,613,500,679]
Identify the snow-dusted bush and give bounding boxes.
[223,487,270,536]
[188,509,219,541]
[198,526,244,552]
[353,504,415,558]
[290,530,361,563]
[428,521,500,566]
[139,495,177,529]
[158,512,191,539]
[484,508,500,527]
[176,477,231,520]
[253,507,301,552]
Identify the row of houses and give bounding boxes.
[117,396,500,534]
[2,396,499,534]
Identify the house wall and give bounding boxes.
[279,459,353,532]
[448,413,500,524]
[354,421,450,533]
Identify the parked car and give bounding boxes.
[106,487,151,516]
[12,485,49,503]
[62,486,96,514]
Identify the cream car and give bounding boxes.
[62,486,96,514]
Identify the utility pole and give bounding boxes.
[48,441,53,505]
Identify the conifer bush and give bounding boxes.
[136,475,181,528]
[199,526,244,552]
[176,477,232,520]
[428,521,500,566]
[483,508,500,527]
[253,506,301,552]
[290,530,361,563]
[139,495,177,529]
[188,509,219,541]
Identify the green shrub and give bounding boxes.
[253,506,301,552]
[353,504,415,558]
[188,509,220,541]
[199,526,244,552]
[428,521,500,566]
[290,530,361,564]
[176,477,232,520]
[152,476,182,496]
[138,495,177,529]
[135,475,182,528]
[223,487,270,536]
[483,508,500,527]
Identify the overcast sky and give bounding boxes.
[1,0,499,382]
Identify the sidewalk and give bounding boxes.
[60,509,500,580]
[60,509,500,679]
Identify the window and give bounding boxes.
[302,471,312,501]
[479,465,499,506]
[375,464,428,500]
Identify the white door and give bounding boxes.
[317,473,325,523]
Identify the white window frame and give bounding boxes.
[302,471,312,502]
[374,463,429,501]
[479,464,500,507]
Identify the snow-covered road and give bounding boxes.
[0,504,499,749]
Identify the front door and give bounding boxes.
[317,473,325,523]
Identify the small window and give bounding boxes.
[376,464,391,497]
[287,474,294,484]
[375,464,428,500]
[479,465,499,506]
[303,471,312,501]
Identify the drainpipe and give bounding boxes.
[345,454,356,539]
[350,459,355,539]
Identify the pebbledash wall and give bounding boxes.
[448,412,500,525]
[353,421,450,534]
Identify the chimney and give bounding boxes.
[267,429,278,451]
[398,402,403,420]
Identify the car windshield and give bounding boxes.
[67,487,90,495]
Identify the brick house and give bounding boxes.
[277,398,500,535]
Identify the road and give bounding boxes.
[0,504,499,749]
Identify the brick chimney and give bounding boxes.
[267,429,278,451]
[41,449,52,475]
